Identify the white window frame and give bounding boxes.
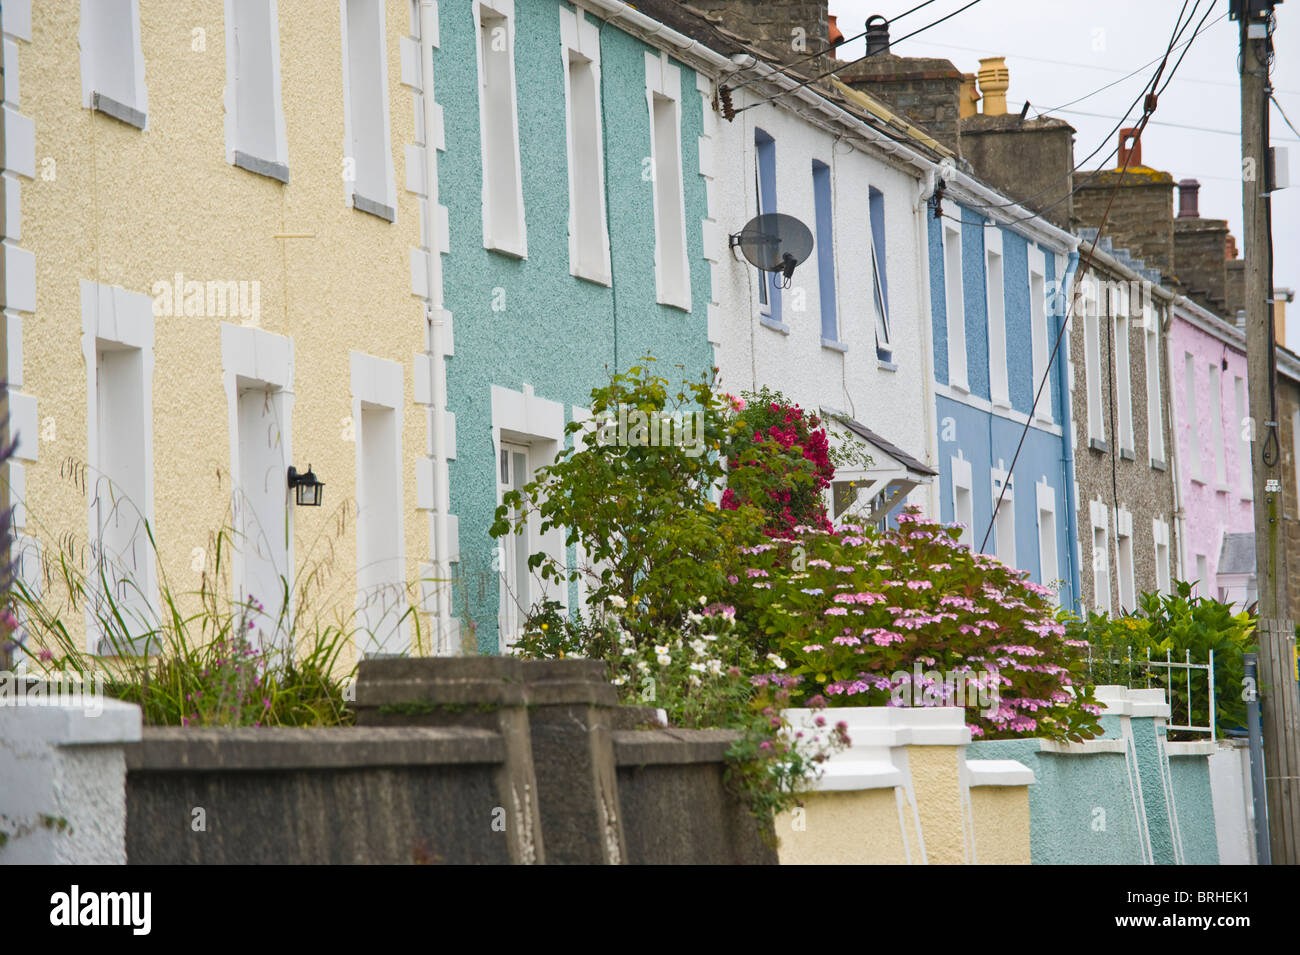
[1185,352,1203,481]
[1209,362,1227,488]
[223,0,290,181]
[352,351,408,657]
[341,0,397,221]
[645,51,690,311]
[79,0,148,128]
[474,0,528,258]
[1153,517,1172,596]
[1234,375,1252,498]
[951,453,974,550]
[943,219,967,392]
[1036,478,1060,605]
[491,384,570,651]
[560,8,611,285]
[81,280,158,652]
[1084,277,1105,445]
[1115,291,1135,456]
[1194,553,1209,599]
[1028,245,1051,423]
[1090,498,1112,616]
[1145,304,1165,466]
[985,226,1009,407]
[991,461,1014,566]
[1116,506,1136,613]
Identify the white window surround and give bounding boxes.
[645,50,690,311]
[1028,245,1051,423]
[1083,277,1105,445]
[80,280,158,651]
[1185,352,1202,481]
[341,0,397,221]
[1116,506,1135,613]
[560,7,611,286]
[221,322,294,642]
[951,453,974,550]
[1145,306,1165,466]
[985,226,1009,407]
[223,0,290,182]
[1153,517,1172,596]
[79,0,148,129]
[490,383,569,648]
[1234,375,1251,497]
[1090,498,1112,616]
[1115,298,1134,456]
[943,219,967,392]
[1209,362,1227,488]
[474,0,528,258]
[352,351,408,656]
[1036,478,1059,605]
[991,461,1014,565]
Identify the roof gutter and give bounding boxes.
[577,0,745,73]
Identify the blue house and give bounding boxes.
[927,177,1082,612]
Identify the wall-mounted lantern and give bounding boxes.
[287,464,324,507]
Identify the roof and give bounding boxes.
[830,414,937,476]
[623,0,750,56]
[1217,533,1256,577]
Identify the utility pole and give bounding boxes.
[1236,0,1300,864]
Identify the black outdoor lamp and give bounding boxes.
[287,464,324,507]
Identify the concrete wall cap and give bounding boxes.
[1165,740,1218,757]
[0,696,141,746]
[966,758,1035,786]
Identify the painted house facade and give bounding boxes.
[9,0,435,659]
[926,186,1080,609]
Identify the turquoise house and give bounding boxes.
[431,1,716,652]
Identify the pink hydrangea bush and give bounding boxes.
[727,508,1103,742]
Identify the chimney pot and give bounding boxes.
[829,14,844,56]
[865,15,889,56]
[977,56,1009,115]
[1177,178,1201,218]
[1117,128,1142,169]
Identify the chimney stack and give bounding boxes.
[977,57,1008,115]
[1117,128,1142,169]
[1178,179,1201,218]
[865,15,890,56]
[959,73,980,118]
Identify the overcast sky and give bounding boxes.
[830,0,1300,347]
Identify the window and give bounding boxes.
[1235,376,1252,496]
[754,128,779,320]
[497,442,532,648]
[353,352,407,656]
[1195,553,1208,598]
[82,281,158,653]
[79,0,148,128]
[1028,246,1050,422]
[951,454,974,549]
[1116,508,1136,612]
[225,0,289,181]
[646,52,689,310]
[475,0,526,256]
[813,160,838,343]
[1185,353,1202,480]
[561,8,610,284]
[1036,479,1060,605]
[1115,303,1134,456]
[943,220,967,390]
[991,464,1015,566]
[1090,500,1111,616]
[1084,279,1105,445]
[1145,306,1165,465]
[1153,518,1172,596]
[342,0,396,221]
[1209,363,1227,487]
[986,228,1009,405]
[870,187,891,362]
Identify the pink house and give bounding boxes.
[1167,299,1255,606]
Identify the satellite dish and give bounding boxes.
[729,213,815,287]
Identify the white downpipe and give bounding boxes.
[420,0,453,654]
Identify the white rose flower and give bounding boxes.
[690,639,707,655]
[766,653,788,671]
[608,595,627,609]
[656,653,672,666]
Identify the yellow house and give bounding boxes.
[3,1,455,662]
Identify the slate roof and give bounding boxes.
[832,414,937,476]
[1217,532,1256,577]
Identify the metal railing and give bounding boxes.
[1086,645,1216,739]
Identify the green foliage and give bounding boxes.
[725,509,1104,742]
[1067,581,1255,737]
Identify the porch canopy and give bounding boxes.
[820,410,936,526]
